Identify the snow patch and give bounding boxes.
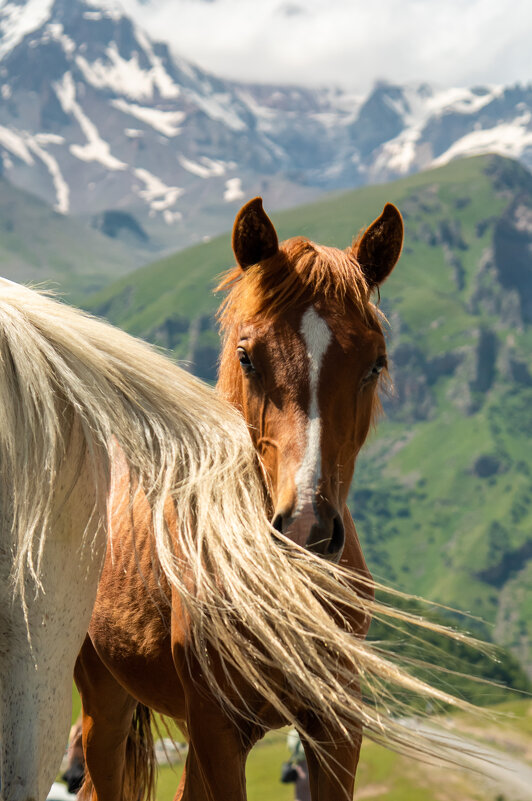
[76,45,156,102]
[237,90,277,121]
[188,91,247,132]
[34,132,65,145]
[374,127,422,175]
[0,125,34,165]
[112,98,185,137]
[224,177,244,202]
[55,72,127,171]
[133,26,180,100]
[26,137,69,213]
[1,83,11,99]
[44,22,75,55]
[172,54,197,82]
[432,115,532,167]
[134,167,184,212]
[179,155,226,178]
[125,128,143,138]
[372,83,508,176]
[0,0,54,59]
[327,88,365,119]
[76,37,180,102]
[83,0,123,22]
[426,85,504,117]
[0,126,68,211]
[163,209,182,225]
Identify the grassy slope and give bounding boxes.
[350,159,532,649]
[83,154,532,671]
[0,177,150,294]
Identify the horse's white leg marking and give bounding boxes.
[294,307,332,515]
[0,437,107,801]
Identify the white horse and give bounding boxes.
[0,279,481,801]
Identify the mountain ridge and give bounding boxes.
[1,0,532,253]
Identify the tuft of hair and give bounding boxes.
[124,704,157,801]
[0,280,490,764]
[218,237,384,329]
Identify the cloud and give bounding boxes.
[119,0,532,90]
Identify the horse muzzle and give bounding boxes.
[272,502,345,562]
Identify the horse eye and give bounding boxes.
[372,356,387,375]
[363,355,387,384]
[237,347,254,372]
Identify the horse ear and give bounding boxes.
[354,203,403,287]
[232,197,279,270]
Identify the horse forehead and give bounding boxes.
[263,306,333,380]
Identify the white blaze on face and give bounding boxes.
[294,306,332,515]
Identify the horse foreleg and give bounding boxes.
[299,715,362,801]
[175,703,254,801]
[0,632,74,801]
[0,490,105,800]
[74,636,140,801]
[169,663,265,801]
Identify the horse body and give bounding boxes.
[75,199,406,801]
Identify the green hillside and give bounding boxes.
[0,177,153,294]
[84,154,532,675]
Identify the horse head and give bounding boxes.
[218,198,403,561]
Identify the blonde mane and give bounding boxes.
[0,280,488,763]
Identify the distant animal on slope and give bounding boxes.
[74,200,474,801]
[62,720,84,795]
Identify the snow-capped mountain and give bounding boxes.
[1,0,532,250]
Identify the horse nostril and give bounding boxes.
[328,515,345,556]
[273,509,344,559]
[272,514,284,535]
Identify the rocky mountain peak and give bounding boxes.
[1,0,532,253]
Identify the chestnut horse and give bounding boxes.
[1,279,378,801]
[217,198,402,796]
[75,200,477,801]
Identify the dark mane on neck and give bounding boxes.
[217,236,383,332]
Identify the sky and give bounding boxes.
[117,0,532,91]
